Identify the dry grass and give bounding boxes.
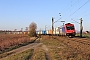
[31,47,46,60]
[41,35,90,60]
[0,34,36,54]
[4,49,34,60]
[1,35,90,60]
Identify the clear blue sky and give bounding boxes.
[0,0,90,31]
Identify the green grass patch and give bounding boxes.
[0,52,14,59]
[76,33,90,38]
[82,34,90,38]
[31,48,46,60]
[4,49,34,60]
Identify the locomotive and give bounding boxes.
[36,23,76,36]
[62,23,76,36]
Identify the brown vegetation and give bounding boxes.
[0,34,33,52]
[41,36,90,60]
[0,35,90,60]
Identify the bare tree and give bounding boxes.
[29,22,37,37]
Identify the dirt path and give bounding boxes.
[42,44,51,60]
[0,43,42,60]
[0,37,50,60]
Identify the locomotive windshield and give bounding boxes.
[66,26,74,30]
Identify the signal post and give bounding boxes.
[52,17,54,37]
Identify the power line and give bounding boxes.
[54,18,61,23]
[81,10,90,17]
[61,0,73,14]
[83,13,90,17]
[62,0,80,20]
[73,9,89,18]
[65,0,80,12]
[67,0,80,12]
[60,0,73,21]
[71,19,80,24]
[66,0,90,19]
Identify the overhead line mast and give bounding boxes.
[52,17,54,36]
[80,18,83,37]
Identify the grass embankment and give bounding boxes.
[4,49,34,60]
[41,36,90,60]
[42,36,66,60]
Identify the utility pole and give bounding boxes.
[21,28,23,31]
[45,25,47,31]
[80,18,83,37]
[25,27,28,31]
[52,17,54,36]
[58,27,60,36]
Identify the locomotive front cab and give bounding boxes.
[65,23,76,36]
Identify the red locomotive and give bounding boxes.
[62,23,76,36]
